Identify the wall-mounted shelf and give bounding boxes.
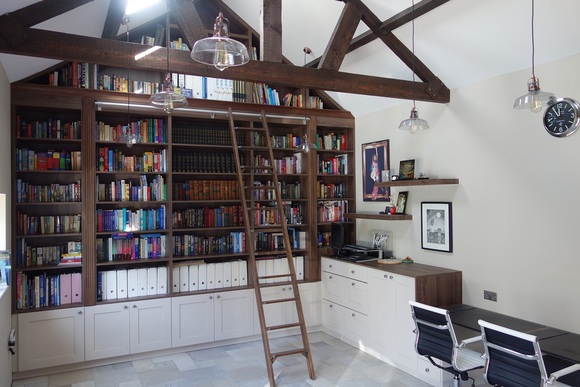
[375,178,459,188]
[345,213,412,221]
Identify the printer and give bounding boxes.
[339,245,382,262]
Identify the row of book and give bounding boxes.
[172,180,239,201]
[173,260,248,292]
[172,151,240,174]
[318,154,348,175]
[96,175,166,202]
[95,118,166,144]
[97,267,167,301]
[172,232,246,257]
[16,179,81,203]
[253,202,304,226]
[15,239,81,268]
[15,271,82,310]
[96,232,167,262]
[96,206,166,232]
[250,84,324,109]
[253,153,303,175]
[15,149,82,171]
[316,132,348,150]
[16,116,82,139]
[317,181,347,199]
[16,212,82,236]
[49,62,99,89]
[252,181,301,200]
[172,206,244,229]
[257,256,305,284]
[317,200,349,223]
[318,231,332,248]
[171,123,244,146]
[97,147,167,173]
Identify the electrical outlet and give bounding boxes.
[484,290,497,302]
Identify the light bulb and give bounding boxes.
[214,40,229,71]
[529,94,543,113]
[409,124,418,134]
[163,93,174,114]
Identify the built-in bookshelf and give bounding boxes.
[10,83,355,312]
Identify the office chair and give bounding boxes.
[410,301,485,387]
[478,319,580,387]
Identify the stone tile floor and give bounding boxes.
[12,332,484,386]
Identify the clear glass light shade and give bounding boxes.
[149,74,188,114]
[399,107,429,134]
[513,77,555,113]
[191,12,250,71]
[297,134,317,153]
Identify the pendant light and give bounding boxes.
[399,0,429,134]
[297,47,317,153]
[513,0,555,113]
[122,17,138,148]
[150,12,188,113]
[190,2,250,71]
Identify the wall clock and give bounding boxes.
[543,97,580,138]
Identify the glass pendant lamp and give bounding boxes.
[191,11,249,71]
[513,0,555,113]
[150,13,188,113]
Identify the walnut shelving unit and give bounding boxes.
[375,178,459,187]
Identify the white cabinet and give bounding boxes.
[18,307,85,371]
[85,298,171,361]
[172,289,254,348]
[367,268,417,374]
[321,257,369,346]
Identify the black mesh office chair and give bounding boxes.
[479,319,580,387]
[410,301,485,387]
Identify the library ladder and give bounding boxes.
[227,108,315,386]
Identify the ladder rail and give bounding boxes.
[227,108,315,386]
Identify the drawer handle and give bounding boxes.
[351,282,355,286]
[78,310,83,315]
[425,368,430,373]
[329,264,333,268]
[351,270,355,274]
[352,313,355,317]
[329,275,333,279]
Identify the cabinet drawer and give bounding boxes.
[321,257,367,283]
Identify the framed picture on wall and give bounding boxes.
[398,159,415,180]
[421,202,453,252]
[362,140,390,201]
[395,191,409,214]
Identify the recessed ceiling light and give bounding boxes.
[126,0,163,15]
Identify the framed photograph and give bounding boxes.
[362,140,390,201]
[421,202,453,252]
[395,191,409,214]
[398,159,415,180]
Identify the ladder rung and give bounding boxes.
[267,322,302,331]
[258,273,293,280]
[247,185,276,190]
[262,297,296,305]
[243,165,273,171]
[271,348,308,360]
[248,206,278,211]
[251,226,284,232]
[255,250,287,257]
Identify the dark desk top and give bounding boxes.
[446,304,579,366]
[448,304,568,340]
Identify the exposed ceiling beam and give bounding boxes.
[260,0,282,62]
[308,0,449,68]
[101,0,128,39]
[0,27,449,103]
[168,0,209,50]
[318,1,362,70]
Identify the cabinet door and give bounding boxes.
[321,271,342,304]
[368,270,396,357]
[130,298,171,354]
[215,289,254,341]
[85,303,130,361]
[255,285,291,335]
[393,274,417,369]
[172,293,215,347]
[297,282,320,327]
[18,307,84,371]
[343,277,368,314]
[343,308,369,346]
[321,299,343,337]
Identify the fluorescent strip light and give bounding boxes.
[126,0,163,15]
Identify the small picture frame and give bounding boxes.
[395,191,409,214]
[398,159,415,180]
[421,202,453,253]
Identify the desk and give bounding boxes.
[446,304,580,385]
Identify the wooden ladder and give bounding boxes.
[227,108,316,386]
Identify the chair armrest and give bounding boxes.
[548,363,580,384]
[459,335,482,348]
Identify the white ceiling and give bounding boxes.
[1,0,579,117]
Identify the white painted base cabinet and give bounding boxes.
[18,307,85,371]
[84,298,171,361]
[172,289,254,348]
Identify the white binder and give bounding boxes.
[230,260,240,287]
[273,258,282,282]
[106,270,117,300]
[147,267,157,296]
[137,268,148,297]
[179,264,189,292]
[128,269,139,298]
[294,256,304,280]
[116,269,128,299]
[157,266,167,294]
[206,263,215,289]
[172,266,180,293]
[223,261,232,288]
[189,263,199,291]
[198,263,207,290]
[214,262,224,289]
[239,260,248,286]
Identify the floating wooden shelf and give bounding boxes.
[345,213,412,221]
[375,178,459,188]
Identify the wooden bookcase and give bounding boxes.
[10,83,355,312]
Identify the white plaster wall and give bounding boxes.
[355,53,580,334]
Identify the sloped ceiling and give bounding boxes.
[1,0,580,117]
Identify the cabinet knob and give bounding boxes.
[384,274,388,278]
[329,264,332,268]
[329,275,333,279]
[124,305,129,309]
[351,270,355,274]
[329,304,333,308]
[78,310,83,315]
[209,296,213,300]
[352,313,355,317]
[390,275,393,279]
[351,282,355,286]
[216,295,220,299]
[425,368,430,373]
[132,304,137,308]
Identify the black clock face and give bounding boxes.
[543,98,580,137]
